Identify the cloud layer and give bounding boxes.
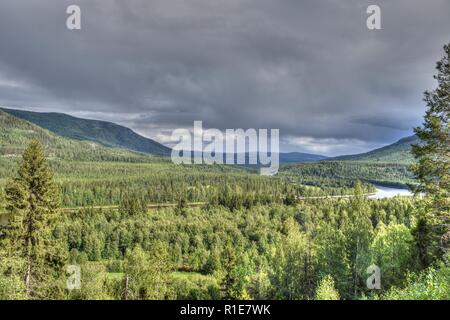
[0,0,449,155]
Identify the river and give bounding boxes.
[368,185,414,199]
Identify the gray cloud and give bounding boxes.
[0,0,449,155]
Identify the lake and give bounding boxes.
[368,185,414,199]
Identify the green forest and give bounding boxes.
[0,45,448,301]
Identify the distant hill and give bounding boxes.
[280,152,328,164]
[0,110,151,162]
[1,108,171,156]
[187,151,328,165]
[0,108,418,165]
[330,135,420,164]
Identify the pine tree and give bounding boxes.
[411,44,450,260]
[4,139,66,299]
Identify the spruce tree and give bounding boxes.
[4,139,66,299]
[315,275,340,300]
[411,44,450,261]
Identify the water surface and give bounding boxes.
[368,185,413,199]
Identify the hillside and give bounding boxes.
[280,160,415,188]
[0,110,152,163]
[330,135,420,164]
[1,108,171,156]
[279,135,420,188]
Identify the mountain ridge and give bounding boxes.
[1,107,171,156]
[1,107,417,164]
[329,135,419,164]
[279,152,328,163]
[0,109,156,163]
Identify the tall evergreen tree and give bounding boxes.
[3,139,66,298]
[411,44,450,261]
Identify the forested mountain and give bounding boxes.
[330,135,420,164]
[280,161,414,188]
[279,136,420,188]
[1,108,171,156]
[0,110,152,162]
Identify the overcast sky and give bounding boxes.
[0,0,449,155]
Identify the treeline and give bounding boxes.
[2,158,376,209]
[280,161,415,188]
[57,173,372,208]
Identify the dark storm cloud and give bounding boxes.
[0,0,449,155]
